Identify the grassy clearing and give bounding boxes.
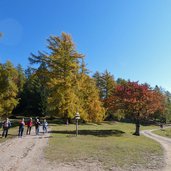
[45,122,164,170]
[153,127,171,138]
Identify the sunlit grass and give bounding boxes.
[153,127,171,138]
[45,122,164,170]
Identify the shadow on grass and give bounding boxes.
[49,129,125,137]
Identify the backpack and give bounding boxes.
[3,121,10,128]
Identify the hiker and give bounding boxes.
[18,118,25,137]
[35,118,41,135]
[42,119,48,134]
[26,117,33,135]
[2,118,11,138]
[160,123,163,129]
[34,117,38,132]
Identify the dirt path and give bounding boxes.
[0,128,53,171]
[0,129,100,171]
[142,129,171,171]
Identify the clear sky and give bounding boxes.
[0,0,171,91]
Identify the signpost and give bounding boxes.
[75,112,80,136]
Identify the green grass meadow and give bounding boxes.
[45,122,164,170]
[153,127,171,138]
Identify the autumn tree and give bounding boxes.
[107,81,165,135]
[37,33,82,121]
[77,65,105,122]
[29,32,105,122]
[151,86,171,123]
[0,61,19,117]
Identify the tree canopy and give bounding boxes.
[29,32,105,122]
[106,81,165,135]
[0,61,19,117]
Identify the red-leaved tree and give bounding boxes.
[106,81,165,135]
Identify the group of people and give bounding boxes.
[1,117,48,138]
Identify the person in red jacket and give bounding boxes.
[26,117,33,135]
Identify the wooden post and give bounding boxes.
[76,119,78,136]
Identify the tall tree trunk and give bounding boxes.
[133,118,140,136]
[64,110,69,125]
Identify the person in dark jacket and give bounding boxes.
[35,119,41,135]
[2,118,11,138]
[18,118,25,137]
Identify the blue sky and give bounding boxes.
[0,0,171,91]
